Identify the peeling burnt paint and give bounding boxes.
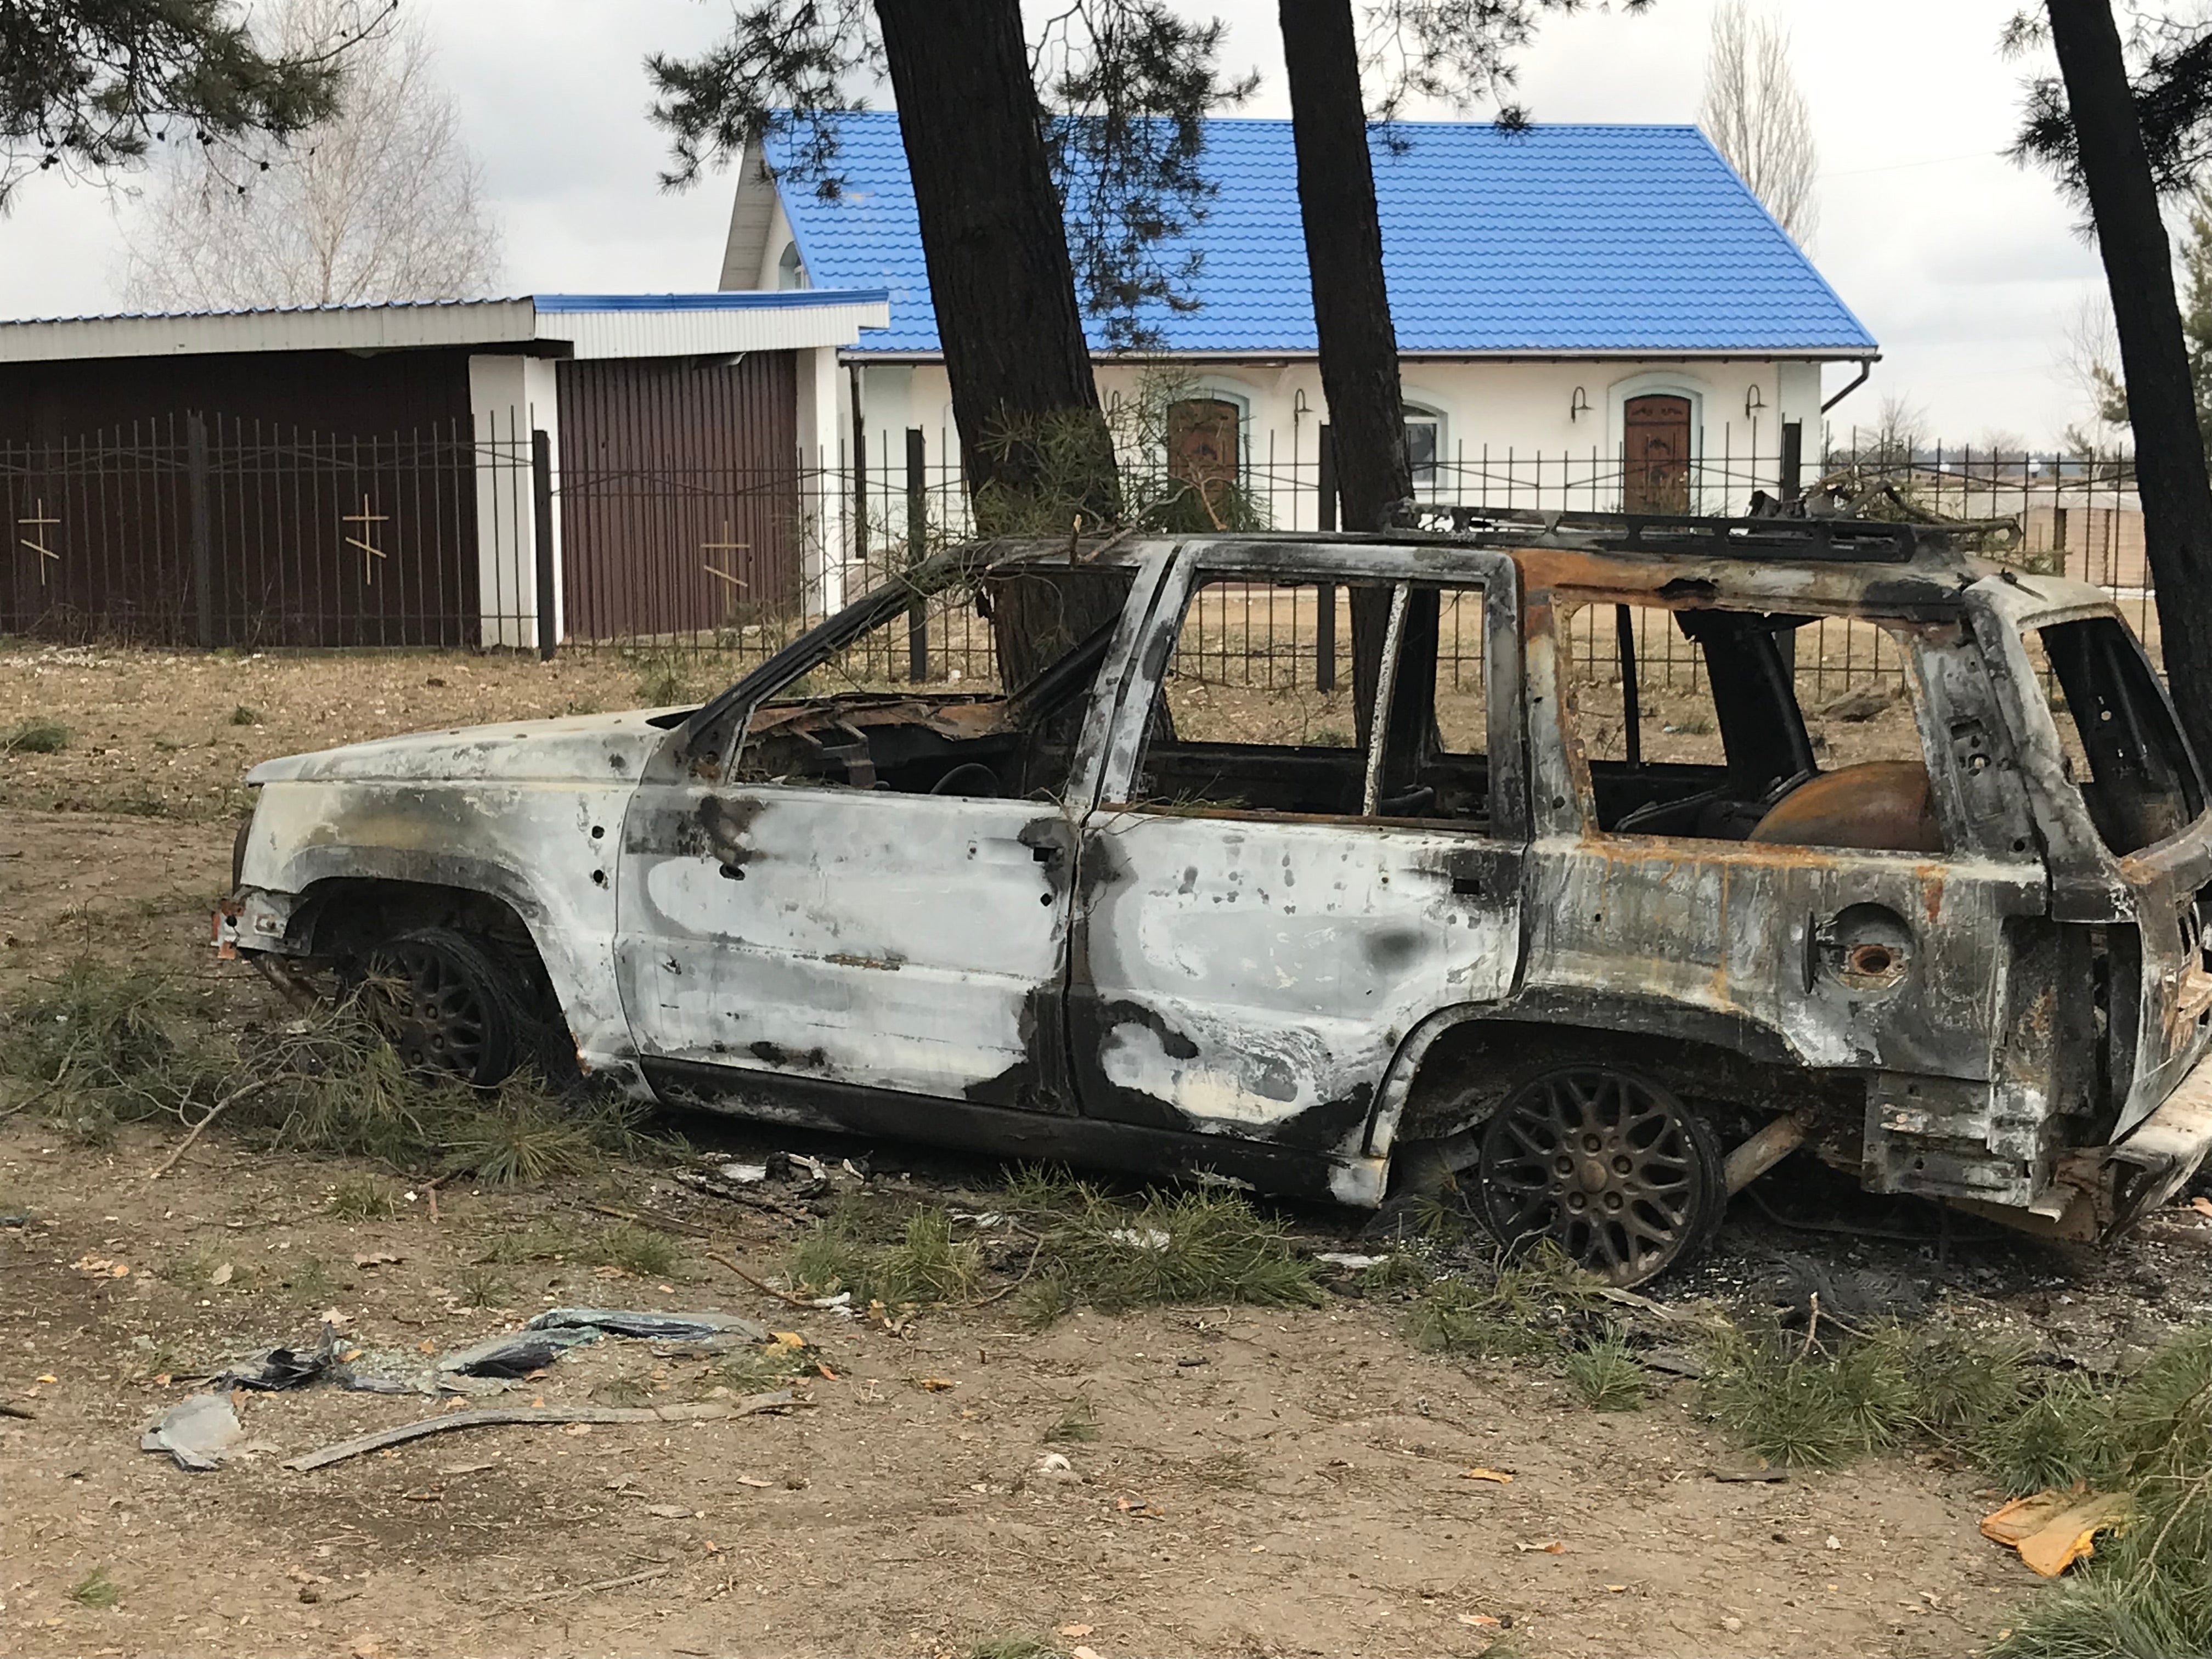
[221,528,2212,1243]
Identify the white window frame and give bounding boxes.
[1401,393,1451,498]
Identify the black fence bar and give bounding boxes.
[187,411,213,647]
[1316,422,1338,692]
[532,428,557,662]
[905,427,929,683]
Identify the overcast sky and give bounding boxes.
[0,0,2103,444]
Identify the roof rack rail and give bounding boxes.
[1400,504,1925,563]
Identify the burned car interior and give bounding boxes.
[1567,599,1944,854]
[729,565,1136,800]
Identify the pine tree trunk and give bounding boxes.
[1278,0,1413,744]
[873,0,1119,531]
[2047,0,2212,763]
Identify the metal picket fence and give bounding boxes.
[1,421,2160,703]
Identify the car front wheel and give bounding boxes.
[356,926,531,1087]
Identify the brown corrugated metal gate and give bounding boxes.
[1,346,803,648]
[555,352,802,642]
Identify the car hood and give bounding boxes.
[245,707,686,786]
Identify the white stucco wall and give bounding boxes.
[846,355,1854,533]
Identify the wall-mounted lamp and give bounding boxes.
[1293,387,1311,427]
[1745,385,1767,419]
[1569,386,1591,423]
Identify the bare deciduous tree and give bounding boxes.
[1699,0,1818,244]
[122,0,499,309]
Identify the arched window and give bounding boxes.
[1403,403,1443,485]
[776,241,808,290]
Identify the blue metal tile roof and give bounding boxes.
[766,112,1875,357]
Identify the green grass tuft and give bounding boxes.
[3,717,70,754]
[1991,1327,2212,1657]
[1564,1325,1649,1412]
[453,1266,514,1309]
[587,1221,682,1279]
[324,1175,399,1221]
[785,1203,981,1308]
[1400,1244,1607,1359]
[1043,1396,1099,1444]
[967,1638,1053,1659]
[1012,1186,1323,1319]
[67,1567,120,1609]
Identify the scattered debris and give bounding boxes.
[1709,1463,1788,1484]
[435,1326,599,1380]
[211,1323,353,1392]
[1980,1486,2136,1576]
[1314,1251,1387,1270]
[140,1393,245,1470]
[1031,1452,1082,1484]
[1460,1467,1514,1485]
[530,1306,771,1344]
[0,1401,36,1420]
[2193,1196,2212,1221]
[1515,1539,1565,1554]
[284,1391,799,1472]
[1105,1227,1172,1250]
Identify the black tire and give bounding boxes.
[357,927,532,1087]
[1475,1064,1726,1288]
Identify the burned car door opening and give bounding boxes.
[219,519,2212,1288]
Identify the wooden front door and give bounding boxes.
[1623,394,1692,513]
[1166,398,1240,525]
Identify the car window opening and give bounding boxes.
[2035,617,2205,855]
[733,563,1134,800]
[1561,599,1945,854]
[1132,576,1490,827]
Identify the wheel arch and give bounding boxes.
[284,872,559,1015]
[1363,990,1819,1161]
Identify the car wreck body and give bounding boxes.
[221,515,2212,1285]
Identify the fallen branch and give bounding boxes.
[284,1391,798,1472]
[591,1200,717,1239]
[514,1565,672,1605]
[0,1401,36,1420]
[145,1078,275,1182]
[706,1250,815,1308]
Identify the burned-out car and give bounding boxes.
[220,515,2212,1285]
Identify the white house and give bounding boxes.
[719,112,1877,568]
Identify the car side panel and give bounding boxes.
[240,776,642,1089]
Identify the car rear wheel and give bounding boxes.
[357,927,530,1087]
[1475,1064,1725,1287]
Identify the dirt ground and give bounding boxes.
[18,1107,2207,1659]
[5,641,2212,1659]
